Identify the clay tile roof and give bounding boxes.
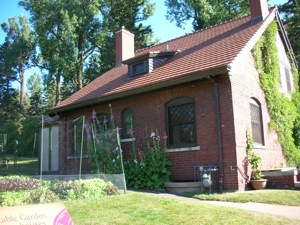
[51,9,276,113]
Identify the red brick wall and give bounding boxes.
[230,51,285,190]
[57,50,286,191]
[58,75,237,190]
[264,174,297,189]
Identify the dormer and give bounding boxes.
[123,51,177,77]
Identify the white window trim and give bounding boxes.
[166,146,200,153]
[121,137,135,143]
[67,155,89,159]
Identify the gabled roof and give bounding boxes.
[51,7,278,114]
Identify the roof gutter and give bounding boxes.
[48,65,229,115]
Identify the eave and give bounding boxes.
[48,65,229,115]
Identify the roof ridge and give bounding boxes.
[136,14,251,53]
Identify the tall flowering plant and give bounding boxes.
[84,105,123,174]
[125,128,171,189]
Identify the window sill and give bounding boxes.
[121,138,135,143]
[67,155,89,159]
[166,146,200,153]
[253,145,266,150]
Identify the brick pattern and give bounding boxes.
[264,175,297,189]
[57,49,287,191]
[230,50,285,190]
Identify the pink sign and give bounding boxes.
[0,202,73,225]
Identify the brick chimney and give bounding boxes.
[115,27,135,66]
[249,0,269,24]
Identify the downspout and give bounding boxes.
[212,77,224,193]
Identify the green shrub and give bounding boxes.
[0,176,119,206]
[0,176,40,192]
[125,128,171,189]
[0,191,30,206]
[28,188,60,204]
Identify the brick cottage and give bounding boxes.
[48,0,297,191]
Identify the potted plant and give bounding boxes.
[248,151,267,190]
[246,130,267,190]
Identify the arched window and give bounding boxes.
[122,108,133,138]
[166,97,196,148]
[249,98,264,146]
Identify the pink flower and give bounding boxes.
[130,129,135,136]
[138,152,143,159]
[162,135,168,140]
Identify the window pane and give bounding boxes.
[122,109,133,138]
[167,101,196,147]
[285,68,291,93]
[72,117,87,155]
[250,102,264,145]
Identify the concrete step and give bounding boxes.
[295,182,300,189]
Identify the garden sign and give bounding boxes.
[0,202,73,225]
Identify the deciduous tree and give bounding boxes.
[164,0,249,30]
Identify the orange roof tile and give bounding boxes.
[52,9,276,113]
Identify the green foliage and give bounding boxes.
[0,191,30,206]
[18,117,39,156]
[246,130,262,180]
[125,129,171,189]
[165,0,249,30]
[292,92,300,149]
[1,16,35,111]
[66,191,300,225]
[19,0,157,105]
[0,176,119,206]
[252,21,300,166]
[190,189,300,206]
[246,129,253,154]
[2,120,20,154]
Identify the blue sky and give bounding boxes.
[0,0,288,44]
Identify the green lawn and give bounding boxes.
[0,155,38,175]
[185,189,300,206]
[65,191,300,225]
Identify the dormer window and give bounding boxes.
[123,51,178,78]
[129,61,148,77]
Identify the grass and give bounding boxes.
[65,191,300,225]
[184,189,300,206]
[0,154,38,175]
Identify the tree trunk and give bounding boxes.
[19,70,25,112]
